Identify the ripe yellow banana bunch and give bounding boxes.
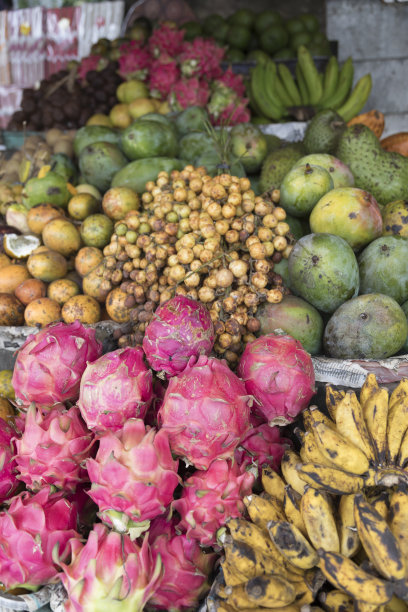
[297,374,408,495]
[207,466,325,611]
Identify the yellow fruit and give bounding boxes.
[116,80,148,104]
[0,254,10,269]
[27,250,67,282]
[68,193,100,221]
[75,184,102,201]
[42,218,82,257]
[47,278,80,305]
[105,288,132,322]
[0,370,14,399]
[0,397,15,422]
[27,203,64,235]
[109,104,132,129]
[75,247,104,277]
[0,293,25,326]
[86,114,113,127]
[24,297,61,327]
[14,278,47,305]
[62,294,101,324]
[0,265,31,294]
[128,98,157,119]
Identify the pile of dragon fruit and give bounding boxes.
[79,24,250,125]
[0,295,315,610]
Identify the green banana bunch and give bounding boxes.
[249,48,372,124]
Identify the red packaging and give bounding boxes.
[7,7,45,87]
[45,7,81,78]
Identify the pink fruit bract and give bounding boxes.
[143,295,215,377]
[60,523,162,612]
[0,486,79,590]
[12,320,102,408]
[158,356,252,470]
[148,516,217,610]
[238,333,315,426]
[173,459,254,547]
[78,346,153,432]
[235,424,292,472]
[0,417,19,503]
[14,404,94,492]
[86,419,180,535]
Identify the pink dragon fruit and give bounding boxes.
[238,333,316,426]
[78,346,153,432]
[216,101,251,126]
[158,356,252,470]
[86,418,180,536]
[118,43,152,80]
[14,404,93,492]
[208,83,250,125]
[12,320,102,408]
[60,523,162,612]
[173,460,255,547]
[178,38,224,80]
[169,77,210,110]
[0,418,19,503]
[143,295,215,378]
[148,24,185,58]
[148,516,217,610]
[216,67,246,97]
[149,59,180,99]
[235,423,292,472]
[0,487,79,590]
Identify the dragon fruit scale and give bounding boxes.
[60,523,162,612]
[148,516,217,611]
[86,419,180,536]
[235,423,292,473]
[12,321,102,408]
[143,295,215,378]
[0,487,79,591]
[0,417,19,503]
[238,333,316,426]
[173,460,255,547]
[158,356,252,470]
[14,404,94,493]
[78,346,153,432]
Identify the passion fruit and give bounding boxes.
[80,214,113,248]
[0,370,14,399]
[0,265,31,294]
[68,193,100,221]
[105,287,132,322]
[75,247,104,277]
[102,187,140,220]
[0,398,15,422]
[48,278,80,305]
[62,294,101,324]
[27,250,67,283]
[3,234,41,259]
[0,293,25,326]
[15,278,47,305]
[0,254,10,269]
[42,218,82,257]
[24,297,61,327]
[27,204,63,235]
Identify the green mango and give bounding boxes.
[23,171,71,209]
[112,158,182,193]
[79,142,128,192]
[178,132,214,164]
[74,125,119,157]
[120,120,178,160]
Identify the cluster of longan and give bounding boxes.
[101,165,294,364]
